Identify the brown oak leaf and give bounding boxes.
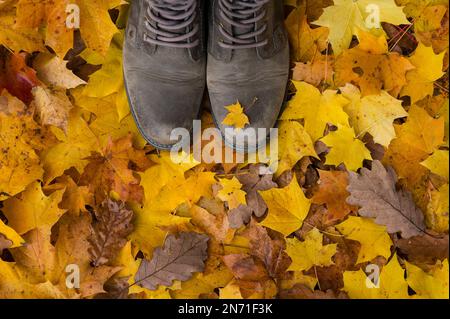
[135,232,209,290]
[89,198,134,267]
[347,160,426,239]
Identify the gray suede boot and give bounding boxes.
[207,0,289,152]
[124,0,206,149]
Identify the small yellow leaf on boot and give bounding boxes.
[222,101,250,130]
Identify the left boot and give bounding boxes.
[207,0,289,152]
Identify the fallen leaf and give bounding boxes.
[312,170,357,223]
[259,175,311,236]
[135,232,209,290]
[336,216,392,264]
[342,254,409,299]
[89,198,134,267]
[286,228,337,271]
[347,160,426,238]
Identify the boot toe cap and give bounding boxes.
[209,82,286,152]
[125,70,204,149]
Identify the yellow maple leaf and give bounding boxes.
[279,271,318,291]
[276,120,318,177]
[398,0,448,32]
[335,30,415,96]
[0,115,45,200]
[259,176,310,236]
[0,10,46,53]
[336,216,392,264]
[341,84,408,146]
[217,177,247,210]
[401,43,446,103]
[286,228,337,271]
[0,220,24,249]
[342,254,409,299]
[133,171,215,257]
[421,150,449,182]
[222,101,250,130]
[15,0,119,56]
[41,108,100,183]
[2,181,66,235]
[285,8,329,62]
[321,125,372,171]
[313,0,409,55]
[82,32,124,98]
[292,54,334,87]
[280,81,350,141]
[406,259,449,299]
[384,106,445,188]
[219,280,243,299]
[426,183,449,233]
[140,153,199,205]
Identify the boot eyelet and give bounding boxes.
[128,26,136,40]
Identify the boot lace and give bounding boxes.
[144,0,200,49]
[218,0,270,49]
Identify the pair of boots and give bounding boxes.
[123,0,289,151]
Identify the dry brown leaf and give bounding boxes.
[135,232,209,290]
[89,198,134,267]
[347,160,426,239]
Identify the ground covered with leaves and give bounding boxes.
[0,0,449,299]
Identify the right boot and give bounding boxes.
[123,0,206,149]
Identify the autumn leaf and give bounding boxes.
[242,221,292,278]
[2,181,66,235]
[33,53,86,89]
[280,81,350,141]
[80,134,151,204]
[89,198,134,267]
[41,109,100,183]
[31,86,73,132]
[401,43,446,103]
[228,165,278,228]
[313,0,409,55]
[384,105,445,188]
[217,177,247,210]
[135,232,209,291]
[286,228,337,271]
[336,216,392,264]
[222,101,250,130]
[0,114,47,200]
[340,83,408,146]
[347,160,426,238]
[312,170,357,223]
[334,30,415,97]
[397,234,449,265]
[421,150,449,181]
[0,51,39,104]
[321,125,372,171]
[276,120,318,176]
[405,259,449,299]
[259,176,311,236]
[285,8,329,62]
[342,254,409,299]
